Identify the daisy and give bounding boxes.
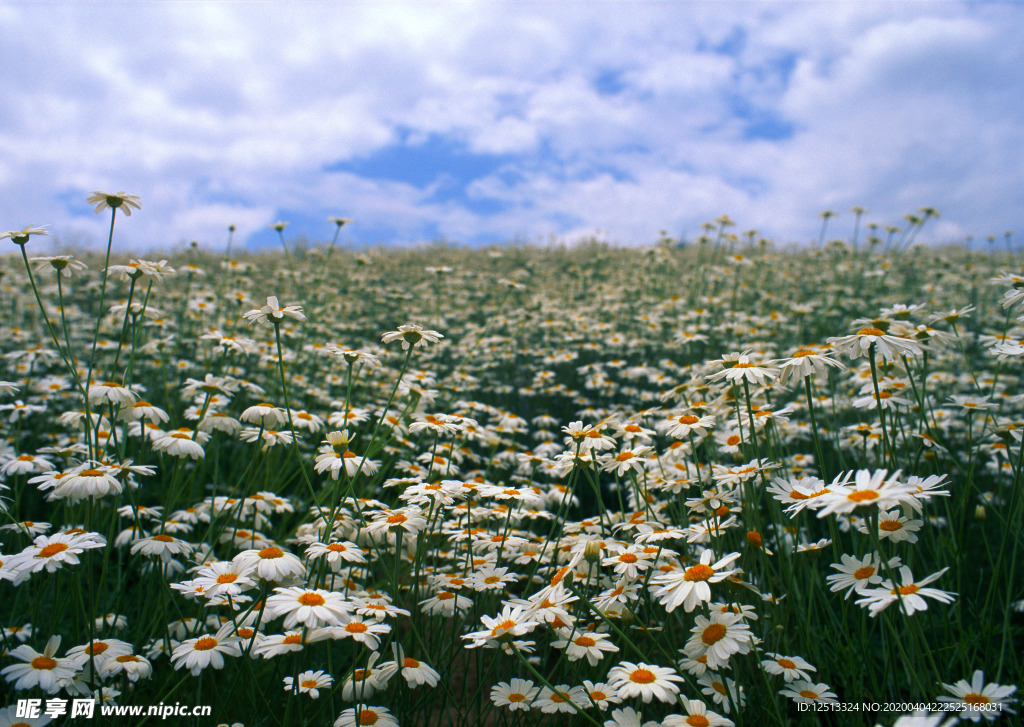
[290,410,325,432]
[0,704,53,725]
[1,520,52,536]
[828,327,922,361]
[1,635,79,693]
[491,678,540,711]
[243,296,306,326]
[265,587,353,629]
[881,711,959,727]
[11,531,105,575]
[339,652,397,701]
[602,706,662,727]
[552,628,620,666]
[284,670,333,699]
[463,605,540,649]
[775,348,846,383]
[419,590,473,617]
[826,553,901,597]
[240,402,287,428]
[858,510,923,543]
[535,684,588,713]
[232,546,306,581]
[600,446,653,476]
[767,475,835,515]
[364,506,427,539]
[334,705,399,727]
[707,353,778,386]
[171,632,242,675]
[855,566,957,617]
[50,464,123,501]
[780,680,839,706]
[649,549,741,613]
[130,533,193,563]
[192,561,257,598]
[334,617,391,651]
[252,632,305,659]
[2,453,54,476]
[663,699,735,727]
[607,661,685,704]
[815,469,915,519]
[697,672,745,713]
[107,258,175,283]
[65,637,133,668]
[305,540,367,570]
[580,680,621,710]
[1,224,51,245]
[351,595,411,622]
[239,428,294,450]
[380,324,444,349]
[390,644,440,688]
[316,449,381,479]
[662,412,716,440]
[151,428,207,459]
[86,380,138,407]
[0,399,47,422]
[937,670,1017,722]
[99,653,153,682]
[761,653,816,682]
[902,474,951,512]
[602,546,655,580]
[86,190,141,215]
[684,612,756,669]
[467,565,519,592]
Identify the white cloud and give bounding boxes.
[0,1,1021,250]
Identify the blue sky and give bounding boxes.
[2,1,1023,251]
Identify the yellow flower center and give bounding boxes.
[629,668,656,684]
[685,564,715,582]
[702,623,727,645]
[298,592,325,607]
[37,543,69,558]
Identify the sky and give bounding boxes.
[1,0,1023,251]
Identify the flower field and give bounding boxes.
[0,199,1021,726]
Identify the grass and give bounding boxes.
[0,206,1020,726]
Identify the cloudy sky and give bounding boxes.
[2,1,1022,251]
